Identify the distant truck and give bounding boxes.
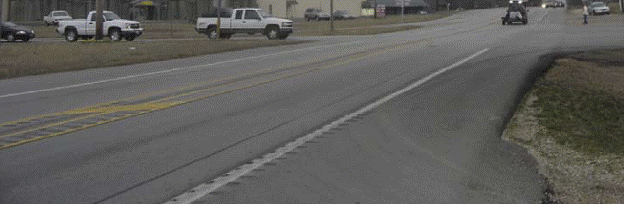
[195,8,293,40]
[56,11,143,42]
[43,10,72,26]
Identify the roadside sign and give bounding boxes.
[377,5,386,17]
[394,0,410,6]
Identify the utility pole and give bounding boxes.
[95,0,104,40]
[374,0,377,19]
[330,0,334,32]
[216,0,221,40]
[620,0,623,12]
[1,0,9,22]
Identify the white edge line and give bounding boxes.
[163,48,490,204]
[0,41,363,100]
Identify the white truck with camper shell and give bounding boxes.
[195,8,293,40]
[56,11,143,42]
[43,10,72,26]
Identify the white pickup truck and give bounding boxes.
[43,10,72,26]
[56,11,143,42]
[195,8,293,40]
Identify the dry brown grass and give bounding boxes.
[293,12,456,36]
[0,39,307,79]
[503,48,624,203]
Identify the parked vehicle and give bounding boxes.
[195,8,293,40]
[589,2,610,15]
[0,21,35,42]
[332,10,356,20]
[56,11,143,42]
[304,8,331,21]
[43,10,72,26]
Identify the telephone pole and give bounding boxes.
[374,0,378,19]
[217,0,221,40]
[330,0,334,32]
[1,0,9,22]
[95,0,104,40]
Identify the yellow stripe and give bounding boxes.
[0,38,431,150]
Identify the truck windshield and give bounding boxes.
[53,11,69,16]
[591,2,605,7]
[103,13,121,20]
[259,10,272,18]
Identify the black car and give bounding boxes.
[1,21,35,42]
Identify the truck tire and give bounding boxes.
[265,26,280,40]
[65,29,78,42]
[109,29,122,41]
[207,27,219,40]
[278,34,289,40]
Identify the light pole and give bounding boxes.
[402,0,405,23]
[620,0,623,12]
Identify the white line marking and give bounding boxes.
[0,41,363,99]
[164,48,490,204]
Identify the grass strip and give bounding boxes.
[0,39,309,79]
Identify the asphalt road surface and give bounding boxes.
[1,8,623,204]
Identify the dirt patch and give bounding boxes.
[0,39,309,80]
[502,49,624,203]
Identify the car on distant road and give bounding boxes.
[589,2,610,15]
[43,10,72,26]
[0,21,35,42]
[195,8,293,40]
[332,10,357,20]
[304,8,331,21]
[57,11,143,42]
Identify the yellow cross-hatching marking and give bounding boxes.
[0,102,176,139]
[0,38,432,150]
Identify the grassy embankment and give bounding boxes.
[503,49,624,203]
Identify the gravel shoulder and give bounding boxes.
[502,49,624,203]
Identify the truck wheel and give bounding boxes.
[207,27,219,40]
[266,26,280,40]
[109,29,122,41]
[306,17,310,22]
[316,17,321,21]
[278,34,289,40]
[125,34,136,41]
[65,29,78,42]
